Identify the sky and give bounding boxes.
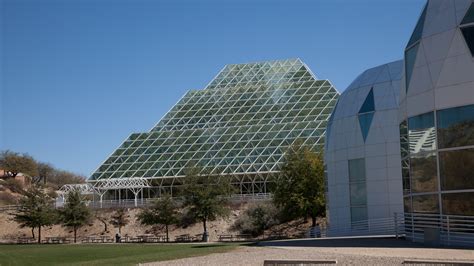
[1,0,426,177]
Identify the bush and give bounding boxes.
[232,202,281,237]
[3,179,24,194]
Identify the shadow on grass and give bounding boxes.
[191,242,258,248]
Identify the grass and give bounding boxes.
[0,243,240,266]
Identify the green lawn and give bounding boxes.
[0,243,240,266]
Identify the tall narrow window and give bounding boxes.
[349,158,368,227]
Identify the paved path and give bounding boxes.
[146,238,474,266]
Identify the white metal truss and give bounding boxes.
[58,183,96,195]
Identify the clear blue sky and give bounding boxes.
[1,0,425,176]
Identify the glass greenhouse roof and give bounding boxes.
[90,59,339,181]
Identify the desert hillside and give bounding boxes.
[0,202,316,243]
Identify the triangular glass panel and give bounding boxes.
[462,3,474,25]
[407,3,427,48]
[358,112,374,142]
[405,43,420,92]
[461,26,474,56]
[358,88,375,114]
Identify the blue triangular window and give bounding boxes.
[358,113,374,142]
[359,88,375,114]
[358,88,375,142]
[461,3,474,25]
[407,3,427,48]
[461,26,474,56]
[405,43,419,92]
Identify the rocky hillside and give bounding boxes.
[0,202,316,243]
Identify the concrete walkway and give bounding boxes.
[147,237,474,266]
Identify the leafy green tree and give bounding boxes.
[182,167,234,242]
[59,190,91,243]
[12,186,57,243]
[0,150,38,178]
[273,140,325,227]
[110,208,129,234]
[37,162,54,185]
[137,195,178,242]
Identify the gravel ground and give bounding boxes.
[145,238,474,266]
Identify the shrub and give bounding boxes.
[3,178,24,194]
[232,202,281,237]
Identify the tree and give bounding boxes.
[37,163,54,185]
[137,195,178,242]
[182,167,234,242]
[12,186,57,243]
[59,190,91,243]
[273,140,325,228]
[94,210,109,233]
[47,170,85,190]
[0,150,38,178]
[110,208,129,234]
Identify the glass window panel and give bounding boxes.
[358,112,374,142]
[358,88,375,114]
[399,120,409,158]
[461,3,474,25]
[350,182,367,206]
[348,158,366,182]
[350,206,368,223]
[410,152,438,193]
[404,197,412,213]
[437,104,474,148]
[439,148,474,191]
[402,158,411,194]
[461,26,474,57]
[412,194,439,214]
[405,43,420,91]
[407,3,427,48]
[408,112,436,154]
[442,192,474,216]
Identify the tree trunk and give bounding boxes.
[31,227,35,239]
[119,226,122,234]
[74,226,77,243]
[38,226,41,244]
[100,220,107,232]
[203,219,207,234]
[202,219,208,242]
[165,224,169,243]
[311,216,317,227]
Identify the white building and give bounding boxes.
[325,61,404,234]
[325,0,474,241]
[399,0,474,217]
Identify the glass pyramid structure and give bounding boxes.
[90,58,339,196]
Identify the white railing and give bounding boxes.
[324,212,474,247]
[403,212,474,247]
[324,215,403,238]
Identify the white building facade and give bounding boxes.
[399,0,474,218]
[325,60,404,234]
[325,0,474,239]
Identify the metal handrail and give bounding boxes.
[323,212,474,247]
